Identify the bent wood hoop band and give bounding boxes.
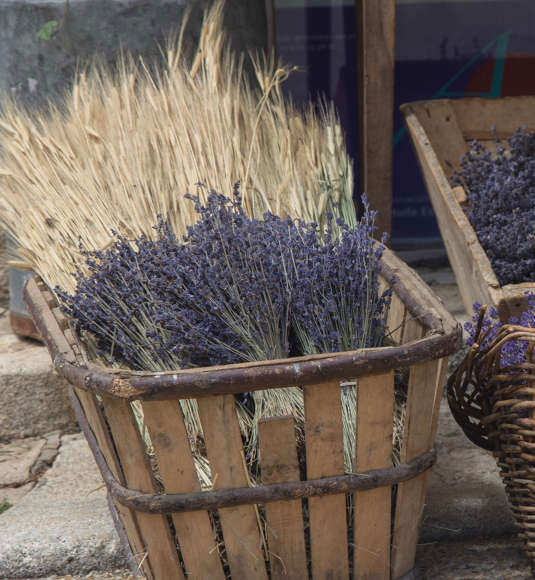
[111,451,436,513]
[68,382,436,513]
[23,246,461,401]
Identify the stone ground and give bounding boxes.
[0,248,533,579]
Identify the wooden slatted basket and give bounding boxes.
[24,246,460,580]
[402,96,535,322]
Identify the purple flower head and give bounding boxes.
[56,188,389,371]
[465,293,535,368]
[290,195,391,355]
[453,128,535,286]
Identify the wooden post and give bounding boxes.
[356,0,395,238]
[264,0,276,58]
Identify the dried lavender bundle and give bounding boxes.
[453,128,535,285]
[465,295,535,369]
[57,188,389,471]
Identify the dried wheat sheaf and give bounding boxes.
[0,0,355,294]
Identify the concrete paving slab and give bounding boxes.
[414,537,532,579]
[0,434,124,579]
[3,570,137,580]
[0,437,45,487]
[30,431,61,478]
[415,264,470,329]
[421,399,516,542]
[1,482,34,510]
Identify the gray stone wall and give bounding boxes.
[0,0,267,108]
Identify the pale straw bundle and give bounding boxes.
[0,1,354,294]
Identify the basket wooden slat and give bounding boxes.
[197,394,268,580]
[259,416,308,580]
[354,371,395,579]
[450,97,535,140]
[24,247,461,580]
[392,358,442,578]
[402,96,535,321]
[104,396,184,580]
[304,379,349,578]
[387,291,406,345]
[142,399,226,580]
[73,387,148,577]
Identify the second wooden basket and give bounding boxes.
[402,96,535,322]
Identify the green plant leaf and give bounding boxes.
[36,20,59,42]
[0,500,12,514]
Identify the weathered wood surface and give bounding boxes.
[402,97,535,321]
[142,400,225,580]
[197,394,268,580]
[451,96,535,140]
[72,387,148,579]
[100,449,437,513]
[386,292,406,345]
[304,380,349,578]
[402,101,501,316]
[259,417,307,580]
[103,398,184,580]
[391,359,442,578]
[356,0,396,237]
[406,100,466,180]
[353,372,395,580]
[54,331,458,401]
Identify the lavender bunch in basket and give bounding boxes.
[465,294,535,368]
[291,197,389,355]
[57,186,300,370]
[453,128,535,286]
[57,186,390,466]
[181,186,300,363]
[58,187,389,369]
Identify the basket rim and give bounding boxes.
[24,246,461,400]
[400,94,535,115]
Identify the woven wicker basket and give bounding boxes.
[448,310,535,567]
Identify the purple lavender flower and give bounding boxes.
[453,128,535,286]
[465,293,535,368]
[290,196,390,355]
[57,187,389,372]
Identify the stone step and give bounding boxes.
[0,311,78,440]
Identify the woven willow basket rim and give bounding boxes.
[448,306,535,450]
